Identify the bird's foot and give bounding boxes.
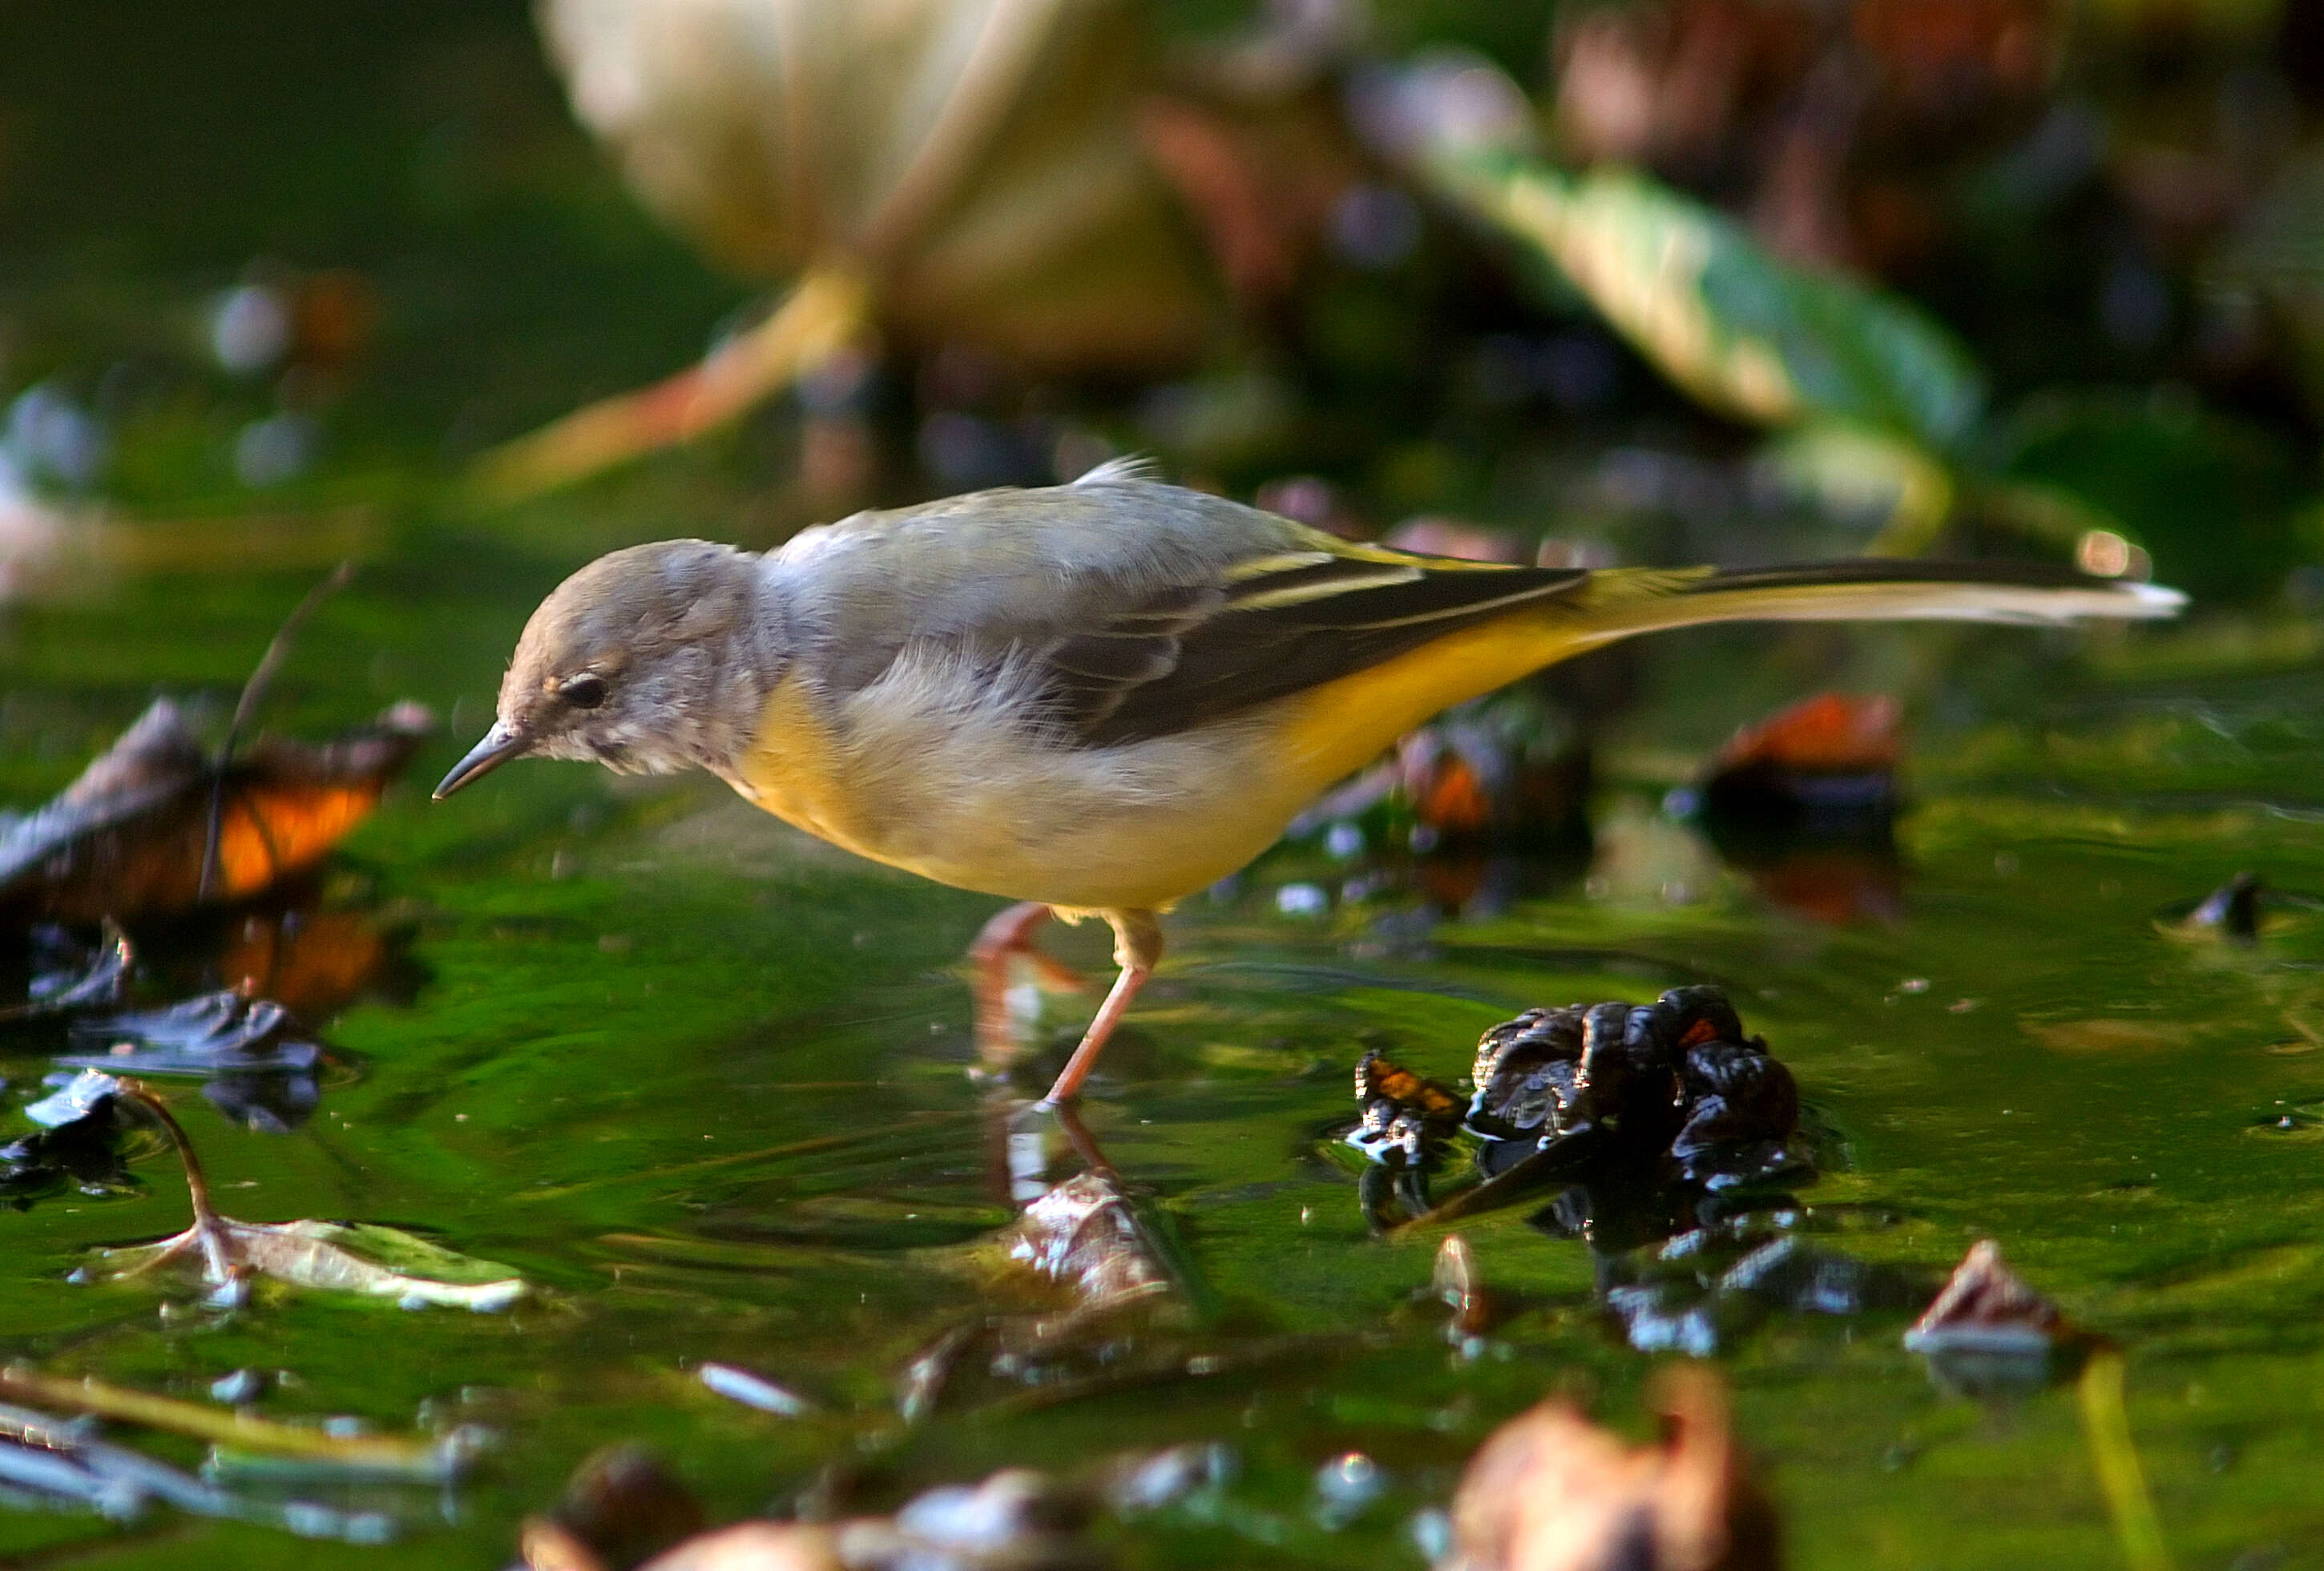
[968,903,1085,1070]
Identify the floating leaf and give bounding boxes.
[0,699,434,927]
[99,1218,531,1311]
[87,1083,529,1311]
[1420,145,1984,450]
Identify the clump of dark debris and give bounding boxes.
[1344,986,1808,1233]
[1336,987,1894,1355]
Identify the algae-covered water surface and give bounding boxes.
[6,2,2324,1566]
[6,562,2322,1568]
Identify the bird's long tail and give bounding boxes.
[1562,559,2184,645]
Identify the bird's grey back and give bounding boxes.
[763,478,1299,695]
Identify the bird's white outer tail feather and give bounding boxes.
[1574,569,2184,645]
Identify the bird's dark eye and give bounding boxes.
[560,673,609,709]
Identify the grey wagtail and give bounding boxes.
[435,459,2181,1104]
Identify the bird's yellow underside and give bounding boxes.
[731,608,1583,911]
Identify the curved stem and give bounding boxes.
[115,1080,233,1283]
[467,267,872,507]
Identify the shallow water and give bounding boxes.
[4,551,2323,1569]
[6,2,2324,1561]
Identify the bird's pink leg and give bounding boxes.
[968,902,1083,1068]
[1039,911,1163,1107]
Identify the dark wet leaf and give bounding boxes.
[0,698,434,927]
[0,922,133,1024]
[63,992,321,1076]
[2,1068,135,1207]
[1699,692,1901,829]
[1689,693,1906,924]
[1372,987,1807,1232]
[1345,1047,1466,1168]
[1298,693,1592,851]
[1445,1367,1779,1571]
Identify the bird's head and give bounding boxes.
[435,539,768,798]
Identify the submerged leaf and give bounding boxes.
[89,1081,528,1310]
[0,699,434,926]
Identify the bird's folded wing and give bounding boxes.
[1044,540,1592,746]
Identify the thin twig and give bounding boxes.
[197,560,357,902]
[0,1366,450,1477]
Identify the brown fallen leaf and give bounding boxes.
[0,698,434,927]
[1443,1366,1779,1571]
[90,1081,528,1311]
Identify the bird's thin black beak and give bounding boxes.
[434,721,528,800]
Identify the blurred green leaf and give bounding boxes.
[1426,151,1987,451]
